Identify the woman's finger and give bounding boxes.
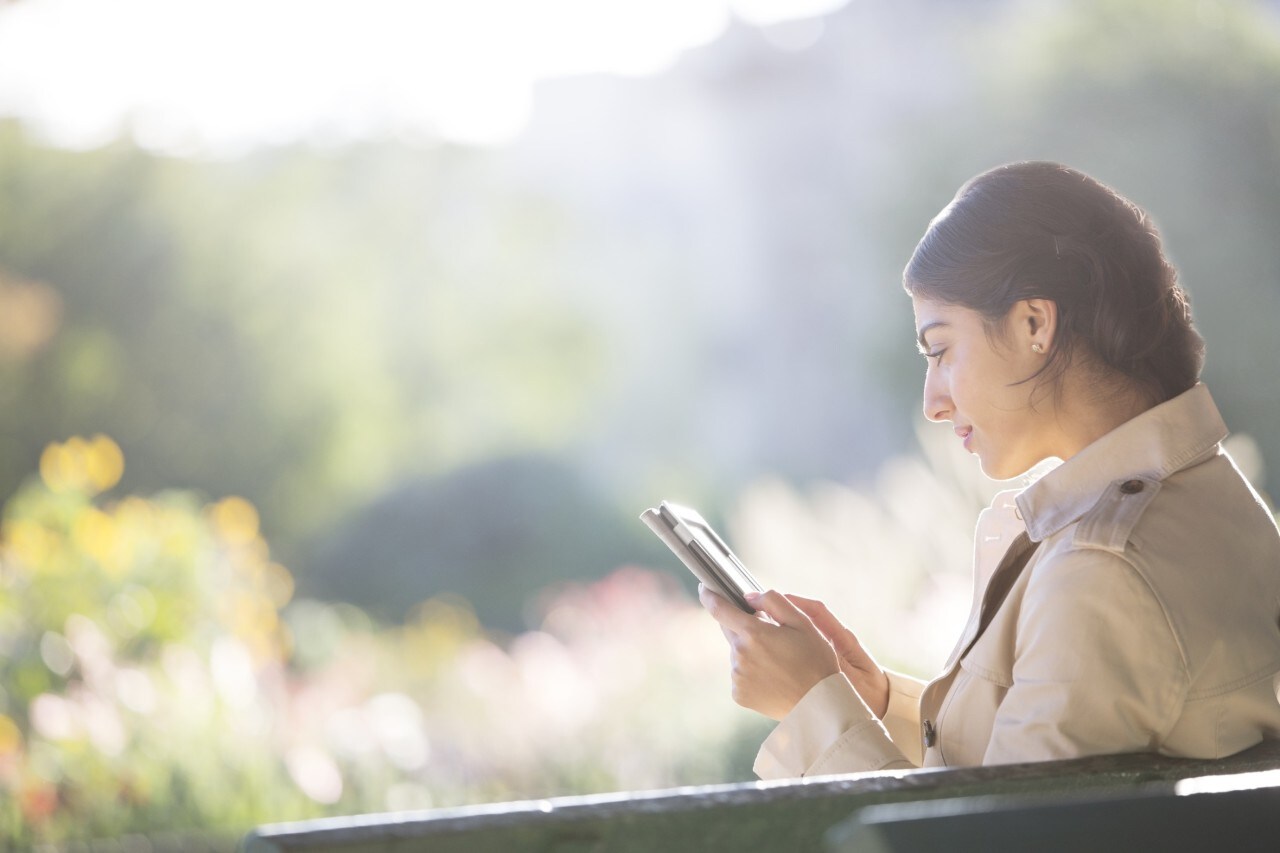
[787,595,866,662]
[786,594,837,626]
[744,589,815,630]
[699,583,759,633]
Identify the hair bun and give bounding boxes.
[905,161,1205,403]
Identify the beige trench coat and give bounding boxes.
[755,384,1280,778]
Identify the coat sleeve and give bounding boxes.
[881,668,926,766]
[753,670,924,779]
[981,548,1189,765]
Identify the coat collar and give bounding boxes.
[1015,383,1228,543]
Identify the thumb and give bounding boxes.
[745,590,813,630]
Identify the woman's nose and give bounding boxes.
[923,369,952,423]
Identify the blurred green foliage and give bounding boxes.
[0,123,610,559]
[0,438,759,845]
[298,454,669,628]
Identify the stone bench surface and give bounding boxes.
[245,739,1280,853]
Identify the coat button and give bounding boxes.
[1120,479,1145,495]
[923,719,936,748]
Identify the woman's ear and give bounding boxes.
[1017,298,1058,353]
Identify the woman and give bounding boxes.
[701,161,1280,777]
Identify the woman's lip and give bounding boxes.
[956,427,973,451]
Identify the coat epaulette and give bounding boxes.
[1072,477,1162,554]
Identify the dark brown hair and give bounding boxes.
[904,162,1204,404]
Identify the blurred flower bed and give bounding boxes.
[9,430,1267,847]
[0,436,759,848]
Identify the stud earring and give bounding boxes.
[1031,343,1045,354]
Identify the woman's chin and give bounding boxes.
[975,454,1034,483]
[972,455,1044,481]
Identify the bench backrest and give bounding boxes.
[245,739,1280,853]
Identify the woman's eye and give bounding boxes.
[924,349,946,364]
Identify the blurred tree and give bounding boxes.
[298,453,669,630]
[0,124,611,604]
[0,122,295,527]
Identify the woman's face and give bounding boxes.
[912,296,1056,480]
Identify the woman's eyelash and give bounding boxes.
[922,348,945,362]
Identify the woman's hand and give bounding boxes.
[785,594,890,719]
[698,585,841,720]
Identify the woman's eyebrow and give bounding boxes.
[917,321,948,351]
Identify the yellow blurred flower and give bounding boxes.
[85,435,125,493]
[3,519,58,574]
[38,435,124,495]
[73,508,132,578]
[209,496,260,547]
[0,714,22,756]
[39,439,82,493]
[114,496,155,529]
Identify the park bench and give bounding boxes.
[245,738,1280,852]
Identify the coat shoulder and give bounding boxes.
[1071,476,1162,555]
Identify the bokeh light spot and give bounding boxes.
[85,434,125,493]
[0,714,22,756]
[209,496,260,546]
[38,631,74,677]
[38,434,124,495]
[261,562,295,608]
[285,745,344,805]
[4,519,56,572]
[29,693,80,741]
[0,273,63,361]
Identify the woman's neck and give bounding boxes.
[1049,371,1157,462]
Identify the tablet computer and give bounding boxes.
[640,501,764,613]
